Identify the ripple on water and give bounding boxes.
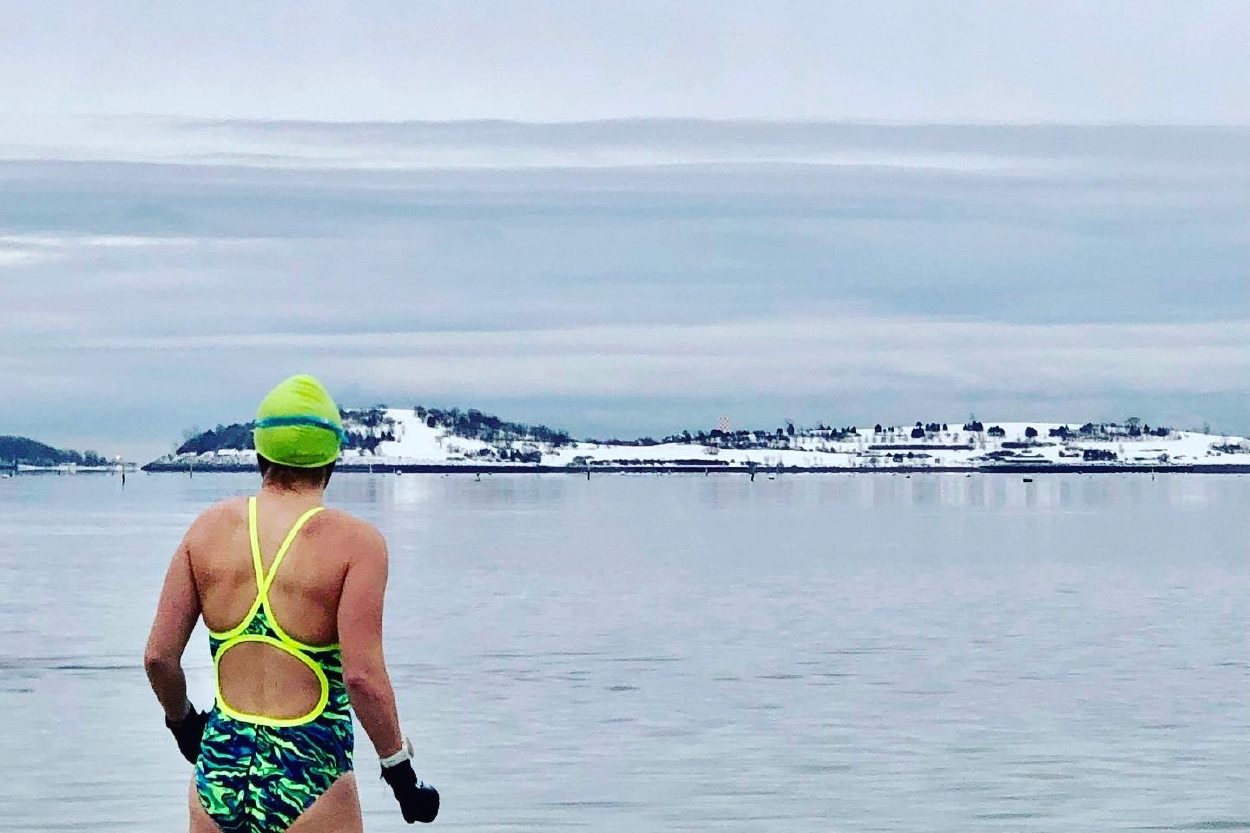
[6,472,1250,831]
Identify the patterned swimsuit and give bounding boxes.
[195,498,354,833]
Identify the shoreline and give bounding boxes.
[137,462,1250,475]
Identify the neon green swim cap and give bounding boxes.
[253,374,344,468]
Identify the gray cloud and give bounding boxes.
[1,118,1247,460]
[68,317,1250,398]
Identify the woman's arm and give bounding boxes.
[339,519,440,822]
[338,523,404,758]
[143,532,202,721]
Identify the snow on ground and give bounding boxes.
[157,411,1250,470]
[359,413,1250,469]
[368,409,496,462]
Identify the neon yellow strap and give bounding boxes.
[213,635,330,727]
[252,497,325,604]
[212,497,332,726]
[214,498,326,640]
[246,497,265,591]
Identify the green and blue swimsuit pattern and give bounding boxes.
[194,498,354,833]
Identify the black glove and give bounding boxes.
[381,759,440,824]
[165,702,209,764]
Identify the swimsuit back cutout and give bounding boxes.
[207,497,341,728]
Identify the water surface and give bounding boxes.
[1,472,1248,831]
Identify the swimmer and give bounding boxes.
[144,375,439,831]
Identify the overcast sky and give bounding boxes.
[1,2,1247,461]
[4,1,1250,124]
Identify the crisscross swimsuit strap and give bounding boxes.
[250,497,324,611]
[209,497,331,727]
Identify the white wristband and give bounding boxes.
[380,736,413,769]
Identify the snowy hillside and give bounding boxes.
[147,409,1250,472]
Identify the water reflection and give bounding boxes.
[309,471,1242,517]
[0,472,1247,832]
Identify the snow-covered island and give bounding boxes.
[143,408,1250,474]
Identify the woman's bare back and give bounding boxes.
[189,495,359,720]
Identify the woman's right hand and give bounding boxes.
[164,701,209,764]
[380,738,440,823]
[381,759,439,823]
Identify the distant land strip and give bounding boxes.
[144,405,1250,475]
[138,461,1250,476]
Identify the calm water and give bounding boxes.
[1,472,1249,831]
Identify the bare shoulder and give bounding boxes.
[316,508,388,565]
[185,497,248,547]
